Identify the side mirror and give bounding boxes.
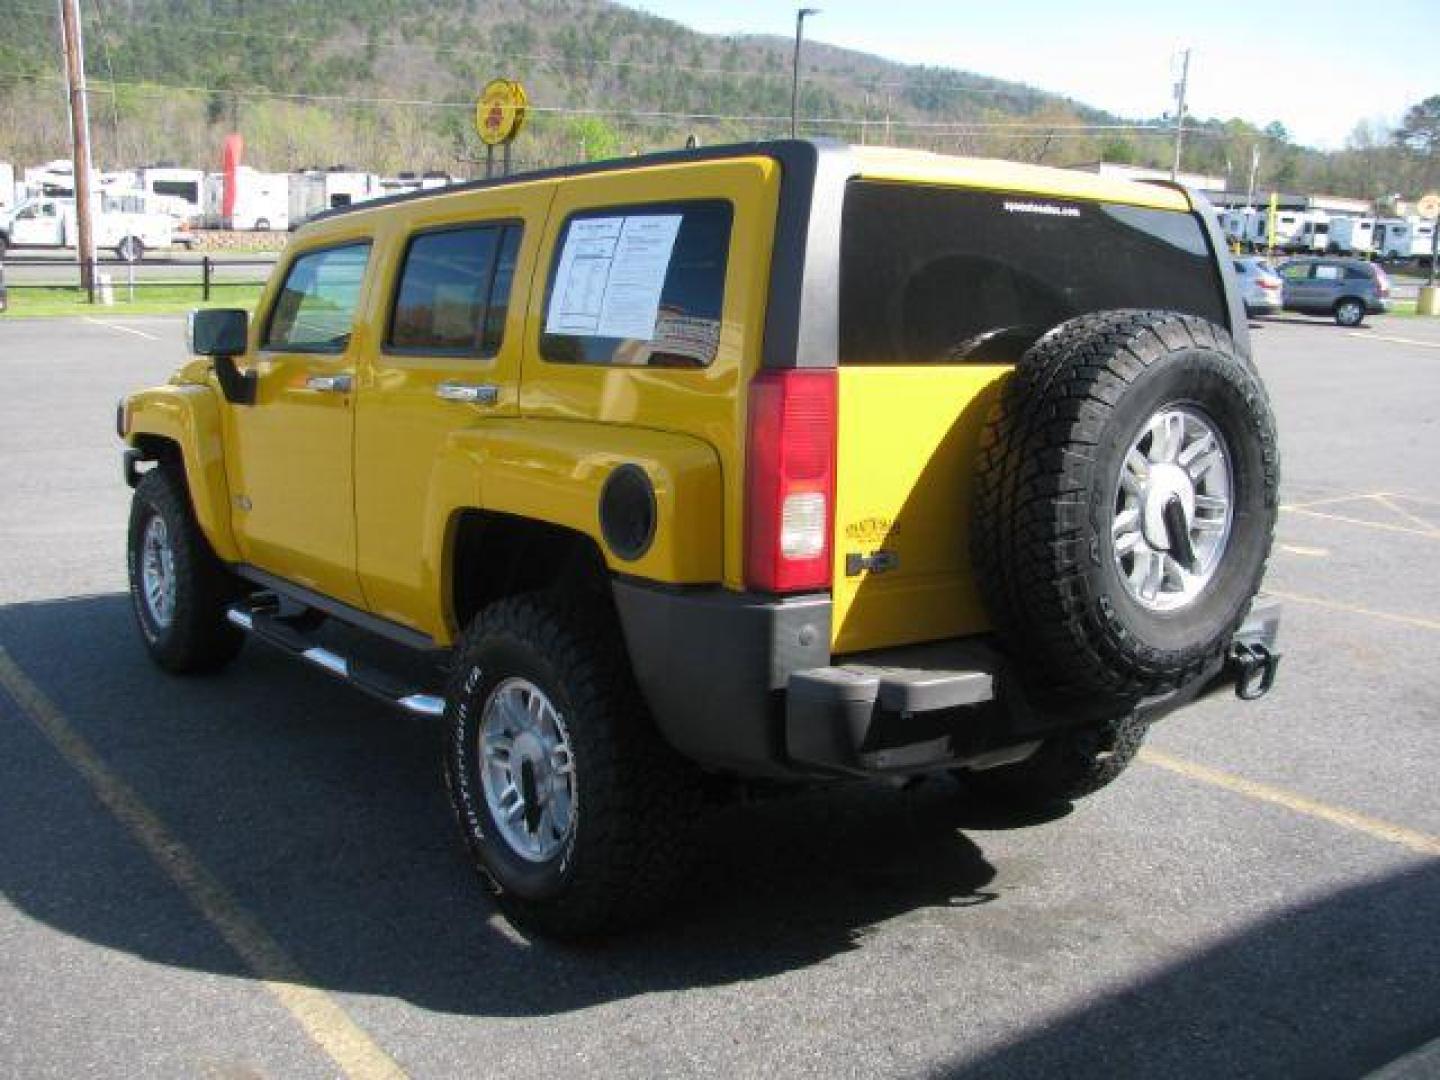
[188,308,255,406]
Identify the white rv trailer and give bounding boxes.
[289,168,382,225]
[203,168,290,231]
[1375,218,1437,262]
[1327,217,1375,255]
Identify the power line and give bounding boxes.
[2,70,1249,139]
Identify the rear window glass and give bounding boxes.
[840,183,1228,365]
[540,201,732,368]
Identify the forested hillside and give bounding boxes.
[0,0,1430,199]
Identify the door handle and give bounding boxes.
[305,373,353,394]
[436,382,500,406]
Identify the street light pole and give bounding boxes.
[791,8,820,139]
[1170,47,1191,182]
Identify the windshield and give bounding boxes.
[839,181,1229,365]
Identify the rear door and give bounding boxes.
[353,183,552,635]
[831,181,1232,654]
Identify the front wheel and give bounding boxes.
[115,236,144,262]
[1334,298,1366,327]
[127,467,243,673]
[444,595,704,938]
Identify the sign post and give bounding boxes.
[474,79,529,178]
[1418,192,1440,316]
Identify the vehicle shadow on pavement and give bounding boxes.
[0,593,1004,1017]
[940,859,1440,1079]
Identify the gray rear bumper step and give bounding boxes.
[226,607,445,718]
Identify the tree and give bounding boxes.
[1394,96,1440,188]
[1099,135,1136,164]
[1395,96,1440,155]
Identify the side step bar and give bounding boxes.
[226,607,446,718]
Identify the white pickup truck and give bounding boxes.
[0,196,176,262]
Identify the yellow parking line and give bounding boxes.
[1264,589,1440,632]
[1373,494,1439,533]
[0,648,406,1080]
[1139,748,1440,857]
[1282,491,1391,511]
[1280,505,1440,539]
[1277,543,1329,558]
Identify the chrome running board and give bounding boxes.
[226,606,445,718]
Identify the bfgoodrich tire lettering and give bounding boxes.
[126,466,243,673]
[972,310,1280,701]
[444,594,704,938]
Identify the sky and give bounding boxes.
[618,0,1433,150]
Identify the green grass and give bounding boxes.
[1,284,263,318]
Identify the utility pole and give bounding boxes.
[790,8,820,139]
[58,0,97,301]
[1245,144,1259,211]
[1170,47,1191,182]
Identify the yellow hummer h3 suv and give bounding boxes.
[119,140,1282,937]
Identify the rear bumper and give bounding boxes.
[614,579,1282,779]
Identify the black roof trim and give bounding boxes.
[306,138,845,224]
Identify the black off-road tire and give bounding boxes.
[127,466,244,673]
[973,310,1279,702]
[444,594,705,939]
[963,716,1150,807]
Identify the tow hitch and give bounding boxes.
[1230,640,1279,701]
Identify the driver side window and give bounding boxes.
[264,242,371,353]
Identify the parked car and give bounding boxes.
[118,140,1282,937]
[0,195,175,261]
[1277,257,1390,326]
[1232,256,1283,316]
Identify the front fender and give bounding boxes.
[122,384,239,562]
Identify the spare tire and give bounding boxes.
[972,310,1279,702]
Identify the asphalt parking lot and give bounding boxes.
[1,311,1437,1078]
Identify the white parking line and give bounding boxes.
[1349,331,1440,350]
[82,317,160,341]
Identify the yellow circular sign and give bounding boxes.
[475,79,529,146]
[1417,193,1440,221]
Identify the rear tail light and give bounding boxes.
[1374,266,1391,296]
[744,369,837,593]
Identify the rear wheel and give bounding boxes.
[444,594,704,938]
[116,236,144,262]
[1334,297,1366,326]
[127,467,243,673]
[973,310,1280,703]
[962,716,1150,807]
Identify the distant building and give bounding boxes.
[1073,162,1226,194]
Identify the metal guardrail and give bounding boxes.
[0,254,276,302]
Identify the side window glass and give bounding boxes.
[389,226,503,354]
[264,243,371,352]
[540,201,733,368]
[1280,263,1311,281]
[481,226,523,355]
[1314,264,1343,281]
